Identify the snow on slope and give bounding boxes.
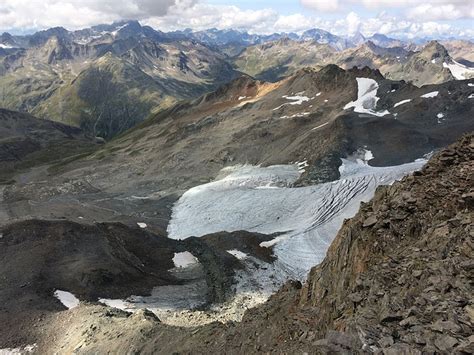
[54,290,80,309]
[443,60,474,80]
[168,158,425,279]
[173,252,199,268]
[394,99,412,108]
[421,91,439,98]
[273,93,311,110]
[344,78,390,117]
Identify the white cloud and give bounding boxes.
[0,0,471,40]
[301,0,474,21]
[346,12,361,35]
[300,0,340,12]
[407,3,474,21]
[144,1,279,33]
[0,0,182,31]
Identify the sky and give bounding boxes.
[0,0,473,39]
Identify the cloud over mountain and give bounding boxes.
[0,0,472,39]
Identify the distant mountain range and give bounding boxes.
[0,20,473,139]
[1,20,467,54]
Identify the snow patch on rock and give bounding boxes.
[420,91,439,98]
[98,298,132,311]
[443,60,474,80]
[0,344,37,354]
[227,250,248,259]
[344,78,390,117]
[393,99,412,108]
[54,290,80,309]
[273,94,311,110]
[173,252,199,268]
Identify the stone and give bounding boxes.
[363,215,378,227]
[434,334,458,351]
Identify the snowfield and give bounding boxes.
[344,78,390,117]
[168,157,426,279]
[443,60,474,80]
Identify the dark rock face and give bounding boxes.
[300,134,474,353]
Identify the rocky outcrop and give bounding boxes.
[299,134,474,353]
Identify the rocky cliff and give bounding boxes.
[298,133,473,353]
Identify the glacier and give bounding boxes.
[167,157,426,279]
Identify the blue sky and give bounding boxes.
[0,0,473,39]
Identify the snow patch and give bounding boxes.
[0,344,37,354]
[393,99,412,108]
[273,95,311,110]
[311,122,329,131]
[137,222,147,228]
[54,290,80,309]
[437,112,445,124]
[280,112,310,119]
[173,252,199,268]
[344,78,390,117]
[296,160,309,173]
[238,96,247,100]
[443,60,474,80]
[468,83,474,87]
[98,298,132,311]
[420,91,439,98]
[227,250,248,259]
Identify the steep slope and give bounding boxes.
[299,134,474,352]
[300,28,352,50]
[233,38,335,82]
[0,108,96,183]
[366,33,405,48]
[442,40,474,64]
[234,39,473,87]
[385,41,459,86]
[32,53,175,139]
[0,21,239,138]
[332,41,410,72]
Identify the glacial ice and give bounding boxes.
[443,60,474,80]
[167,157,426,279]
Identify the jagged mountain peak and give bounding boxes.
[349,31,366,45]
[419,40,450,61]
